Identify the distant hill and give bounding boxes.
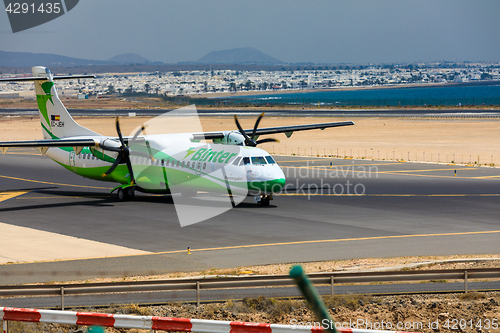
[197,47,282,65]
[108,53,151,64]
[0,50,112,67]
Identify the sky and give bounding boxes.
[1,0,499,64]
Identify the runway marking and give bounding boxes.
[285,192,499,197]
[15,196,112,199]
[164,230,500,255]
[281,162,395,168]
[376,171,500,179]
[0,190,31,202]
[6,229,499,265]
[0,174,111,190]
[382,168,476,173]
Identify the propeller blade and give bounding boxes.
[256,138,279,145]
[115,117,125,146]
[140,125,155,162]
[234,115,250,140]
[125,156,135,185]
[102,154,123,177]
[252,112,265,140]
[131,125,145,142]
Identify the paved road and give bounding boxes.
[2,281,499,309]
[1,152,499,284]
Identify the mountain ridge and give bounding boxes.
[197,47,282,65]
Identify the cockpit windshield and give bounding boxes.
[238,156,277,166]
[251,156,267,165]
[265,156,276,164]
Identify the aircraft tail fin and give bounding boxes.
[31,66,99,139]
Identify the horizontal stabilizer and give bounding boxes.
[0,75,95,82]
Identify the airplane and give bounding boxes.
[0,66,354,207]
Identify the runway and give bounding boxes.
[1,108,500,118]
[1,150,500,285]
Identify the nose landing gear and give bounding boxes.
[254,194,272,207]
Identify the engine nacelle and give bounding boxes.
[213,131,246,146]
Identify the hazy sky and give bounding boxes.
[1,0,499,64]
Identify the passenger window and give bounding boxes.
[251,156,267,165]
[202,162,206,169]
[182,161,185,168]
[265,156,276,164]
[232,157,242,165]
[177,160,180,167]
[242,157,251,165]
[186,161,190,168]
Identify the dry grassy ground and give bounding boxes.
[2,115,500,165]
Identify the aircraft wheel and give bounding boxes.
[256,195,271,207]
[117,188,126,201]
[117,187,134,201]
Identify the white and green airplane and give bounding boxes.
[0,66,354,207]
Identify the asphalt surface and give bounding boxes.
[2,281,499,309]
[1,151,500,285]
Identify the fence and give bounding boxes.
[1,268,498,310]
[0,307,420,333]
[269,146,498,166]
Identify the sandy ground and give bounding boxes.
[1,115,500,165]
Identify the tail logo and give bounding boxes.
[51,114,64,128]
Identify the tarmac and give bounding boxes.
[1,151,499,284]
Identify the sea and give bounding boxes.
[219,83,500,107]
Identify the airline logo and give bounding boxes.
[189,148,238,164]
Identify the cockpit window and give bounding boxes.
[242,157,251,165]
[251,156,267,165]
[265,156,276,164]
[232,156,242,166]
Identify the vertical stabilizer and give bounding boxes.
[32,66,99,139]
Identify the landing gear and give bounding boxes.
[117,186,135,201]
[254,194,272,207]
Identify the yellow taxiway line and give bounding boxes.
[3,230,500,266]
[0,174,111,190]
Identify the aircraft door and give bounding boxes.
[195,161,203,176]
[69,151,77,172]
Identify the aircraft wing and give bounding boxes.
[0,138,98,154]
[249,120,354,137]
[192,120,354,140]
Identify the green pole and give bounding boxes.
[289,265,338,333]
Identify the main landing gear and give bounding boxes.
[116,186,135,201]
[254,194,272,207]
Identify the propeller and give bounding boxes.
[234,112,279,147]
[99,117,152,183]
